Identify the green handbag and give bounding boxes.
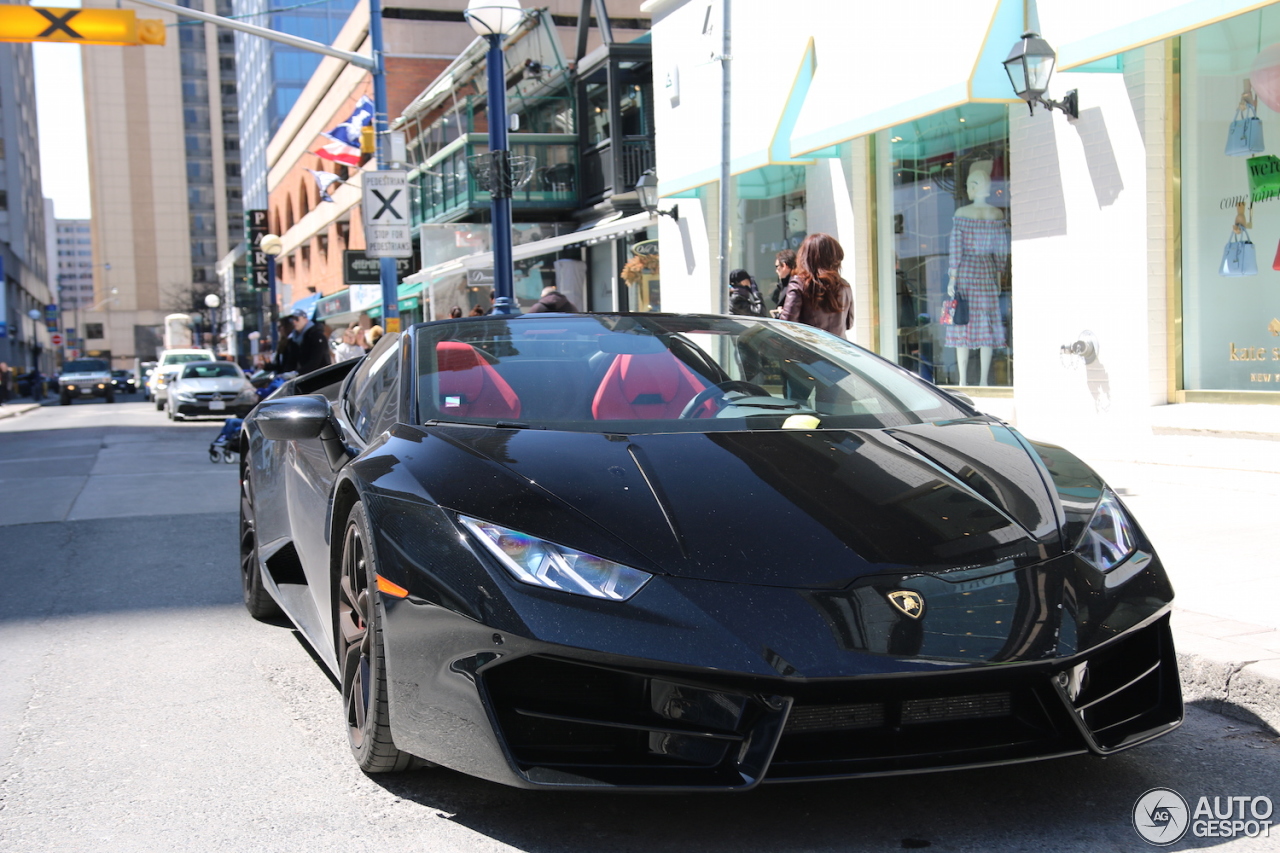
[1247,155,1280,202]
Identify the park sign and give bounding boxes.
[343,250,412,285]
[246,209,270,291]
[362,170,413,258]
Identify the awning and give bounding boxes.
[316,282,425,323]
[290,292,321,318]
[1044,0,1270,70]
[787,0,1021,158]
[403,211,655,287]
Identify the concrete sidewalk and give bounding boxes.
[3,397,1278,734]
[0,401,42,420]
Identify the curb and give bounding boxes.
[1173,610,1280,735]
[0,402,41,421]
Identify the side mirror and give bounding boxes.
[256,394,332,441]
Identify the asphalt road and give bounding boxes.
[1,398,1277,852]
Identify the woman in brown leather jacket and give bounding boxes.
[777,232,854,337]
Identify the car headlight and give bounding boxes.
[459,516,651,601]
[174,390,196,401]
[1075,488,1137,572]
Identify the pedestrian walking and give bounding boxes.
[290,309,332,374]
[770,249,796,315]
[0,362,10,405]
[28,367,44,401]
[528,285,579,313]
[776,232,854,337]
[333,324,364,361]
[728,269,766,316]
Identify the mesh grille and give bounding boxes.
[786,703,885,733]
[901,692,1011,724]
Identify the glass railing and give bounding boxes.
[409,133,579,226]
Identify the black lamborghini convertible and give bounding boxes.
[238,313,1181,791]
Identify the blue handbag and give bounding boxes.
[1221,227,1258,276]
[1226,104,1265,156]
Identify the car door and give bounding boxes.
[286,336,402,642]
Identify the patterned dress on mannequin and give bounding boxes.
[944,216,1009,348]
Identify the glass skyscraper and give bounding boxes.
[233,0,358,210]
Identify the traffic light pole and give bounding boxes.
[124,0,399,330]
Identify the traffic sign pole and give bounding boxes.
[368,0,400,335]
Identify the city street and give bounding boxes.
[0,399,1277,852]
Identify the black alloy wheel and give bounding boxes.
[239,469,281,620]
[337,501,427,773]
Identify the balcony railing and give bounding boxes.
[409,133,579,227]
[580,136,655,206]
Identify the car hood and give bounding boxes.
[390,419,1067,588]
[175,377,246,393]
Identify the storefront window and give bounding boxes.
[1182,10,1280,393]
[879,104,1012,388]
[620,226,660,312]
[731,164,808,288]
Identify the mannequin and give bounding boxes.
[945,161,1009,386]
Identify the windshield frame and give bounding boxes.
[410,314,972,435]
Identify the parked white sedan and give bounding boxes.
[165,361,258,420]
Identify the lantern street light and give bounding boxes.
[260,233,284,349]
[635,170,679,220]
[205,292,221,352]
[464,0,525,315]
[1003,29,1078,119]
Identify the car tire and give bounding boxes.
[338,501,430,773]
[105,393,115,404]
[155,399,164,411]
[239,470,282,620]
[166,402,175,420]
[60,393,71,406]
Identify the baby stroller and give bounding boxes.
[209,417,243,464]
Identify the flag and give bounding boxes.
[306,169,344,203]
[314,95,373,165]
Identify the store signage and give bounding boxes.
[246,209,270,291]
[362,171,413,258]
[317,290,350,320]
[1229,320,1280,384]
[631,239,660,256]
[468,269,495,286]
[44,304,58,330]
[343,250,412,285]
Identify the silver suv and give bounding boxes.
[59,358,115,405]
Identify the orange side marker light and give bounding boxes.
[376,574,410,598]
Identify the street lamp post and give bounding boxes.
[205,293,221,354]
[259,233,284,351]
[464,0,525,315]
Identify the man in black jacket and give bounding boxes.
[528,285,579,313]
[290,308,331,374]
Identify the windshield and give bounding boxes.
[63,360,109,373]
[180,362,242,379]
[162,352,213,365]
[414,315,968,434]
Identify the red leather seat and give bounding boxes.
[435,341,521,419]
[592,352,708,420]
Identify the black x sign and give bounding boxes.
[371,189,402,220]
[36,8,81,38]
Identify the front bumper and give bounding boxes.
[173,400,254,417]
[61,383,111,398]
[381,601,1180,791]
